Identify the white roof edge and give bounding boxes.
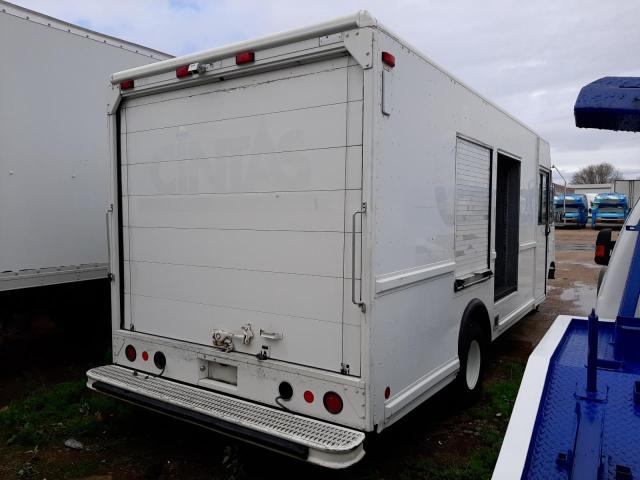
[0,0,172,60]
[110,10,377,84]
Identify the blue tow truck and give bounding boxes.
[592,192,630,228]
[554,193,589,227]
[493,77,640,480]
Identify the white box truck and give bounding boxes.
[87,11,554,468]
[0,1,170,291]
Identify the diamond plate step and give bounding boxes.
[87,365,365,468]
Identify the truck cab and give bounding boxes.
[591,192,629,228]
[554,193,588,227]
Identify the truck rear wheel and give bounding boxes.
[455,321,487,399]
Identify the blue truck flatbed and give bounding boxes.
[493,75,640,480]
[522,316,640,479]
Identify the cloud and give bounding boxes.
[10,0,640,176]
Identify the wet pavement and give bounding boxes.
[491,227,601,362]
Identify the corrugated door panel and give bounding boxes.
[129,261,344,323]
[455,138,491,277]
[122,60,364,119]
[125,146,362,196]
[125,103,356,165]
[120,57,363,375]
[129,295,345,364]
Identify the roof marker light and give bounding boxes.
[235,51,255,65]
[120,79,135,90]
[175,65,191,78]
[382,52,395,68]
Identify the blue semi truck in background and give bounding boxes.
[591,192,629,228]
[554,193,588,227]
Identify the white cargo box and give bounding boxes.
[0,1,171,291]
[89,11,554,468]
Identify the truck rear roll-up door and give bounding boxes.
[119,56,364,375]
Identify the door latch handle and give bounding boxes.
[212,324,254,352]
[352,202,367,313]
[259,330,283,341]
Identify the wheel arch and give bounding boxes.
[458,298,492,353]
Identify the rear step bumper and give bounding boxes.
[86,365,365,468]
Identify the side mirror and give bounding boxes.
[595,228,614,266]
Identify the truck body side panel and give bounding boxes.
[369,30,544,428]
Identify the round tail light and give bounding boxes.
[125,344,136,362]
[323,391,343,414]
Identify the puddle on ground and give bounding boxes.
[562,261,600,269]
[559,281,597,311]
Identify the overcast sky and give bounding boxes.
[13,0,640,182]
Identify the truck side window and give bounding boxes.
[538,172,549,225]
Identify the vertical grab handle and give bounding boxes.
[106,204,114,281]
[351,202,367,313]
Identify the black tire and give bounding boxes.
[455,321,487,400]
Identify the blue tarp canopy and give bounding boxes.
[574,77,640,132]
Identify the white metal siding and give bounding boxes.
[120,57,363,374]
[0,7,169,290]
[454,138,491,277]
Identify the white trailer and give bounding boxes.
[0,1,170,291]
[614,179,640,208]
[87,11,554,468]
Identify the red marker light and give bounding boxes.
[120,79,135,90]
[235,51,255,65]
[323,391,343,414]
[595,245,605,259]
[384,386,391,399]
[381,51,395,68]
[175,65,191,78]
[125,344,136,362]
[303,391,314,403]
[142,351,149,361]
